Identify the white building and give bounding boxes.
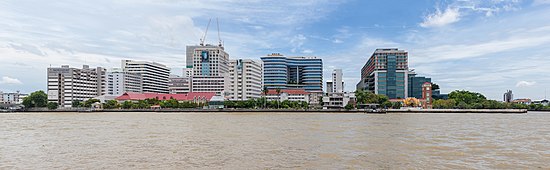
[323,92,356,109]
[323,69,355,109]
[122,60,170,94]
[190,44,230,94]
[0,91,26,104]
[265,89,310,103]
[168,75,191,94]
[107,68,142,96]
[227,59,263,101]
[47,65,106,107]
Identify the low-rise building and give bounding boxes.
[322,92,356,109]
[264,89,310,103]
[512,98,532,105]
[115,92,216,104]
[168,75,191,94]
[0,91,27,104]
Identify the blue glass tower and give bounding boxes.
[261,53,323,92]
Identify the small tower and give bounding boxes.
[422,82,433,109]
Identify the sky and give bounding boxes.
[1,0,550,100]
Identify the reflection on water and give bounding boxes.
[1,112,550,169]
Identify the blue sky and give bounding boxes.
[1,0,550,100]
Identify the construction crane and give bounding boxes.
[199,18,212,46]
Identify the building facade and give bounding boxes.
[47,65,106,107]
[190,44,230,94]
[0,91,26,104]
[357,48,409,99]
[261,53,323,92]
[504,90,513,103]
[122,60,170,94]
[227,59,263,101]
[168,75,191,94]
[264,89,310,103]
[107,68,142,96]
[408,71,432,99]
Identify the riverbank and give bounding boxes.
[387,108,527,114]
[5,108,528,114]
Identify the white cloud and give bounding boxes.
[516,81,537,87]
[290,34,307,53]
[0,76,22,85]
[301,49,313,54]
[534,0,550,5]
[420,7,460,28]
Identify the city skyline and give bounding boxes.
[1,0,550,100]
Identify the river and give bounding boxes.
[1,112,549,169]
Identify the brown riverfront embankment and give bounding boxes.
[387,108,527,114]
[10,108,527,114]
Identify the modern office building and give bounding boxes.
[47,65,106,107]
[504,90,513,103]
[408,70,432,99]
[357,48,409,99]
[122,60,170,94]
[190,44,230,94]
[107,68,142,96]
[168,75,191,94]
[261,53,323,92]
[227,59,263,100]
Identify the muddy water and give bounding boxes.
[1,112,549,169]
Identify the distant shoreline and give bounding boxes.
[3,108,528,114]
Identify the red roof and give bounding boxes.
[265,89,309,95]
[115,92,216,101]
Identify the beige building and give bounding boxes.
[190,44,230,94]
[47,65,106,107]
[227,59,263,100]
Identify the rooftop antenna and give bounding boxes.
[199,18,212,46]
[217,18,222,47]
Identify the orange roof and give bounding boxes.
[265,89,309,95]
[115,92,216,101]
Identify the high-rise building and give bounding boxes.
[107,68,142,96]
[323,68,355,109]
[122,60,170,94]
[261,53,323,92]
[47,65,106,107]
[190,44,230,94]
[331,69,344,93]
[408,70,432,99]
[168,75,191,94]
[227,59,263,100]
[504,90,513,103]
[357,48,409,99]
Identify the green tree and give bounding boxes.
[83,99,101,107]
[72,100,82,108]
[276,88,282,109]
[431,83,440,91]
[344,103,354,110]
[22,90,48,108]
[121,101,133,109]
[103,100,119,109]
[448,90,487,105]
[47,102,58,110]
[381,101,392,108]
[432,99,456,109]
[392,102,402,109]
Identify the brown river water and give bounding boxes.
[1,112,550,169]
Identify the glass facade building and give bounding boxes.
[261,53,323,92]
[357,48,408,99]
[408,72,432,99]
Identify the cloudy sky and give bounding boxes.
[1,0,549,100]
